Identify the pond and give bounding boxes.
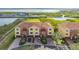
[0,17,76,26]
[0,18,17,26]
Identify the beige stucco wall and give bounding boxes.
[15,27,21,37]
[48,27,54,35]
[58,26,70,38]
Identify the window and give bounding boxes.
[16,28,19,30]
[30,28,33,31]
[35,28,38,31]
[66,30,68,32]
[16,28,19,31]
[66,33,68,35]
[30,32,33,34]
[16,27,20,31]
[16,32,19,34]
[49,32,52,34]
[49,28,52,30]
[35,32,38,34]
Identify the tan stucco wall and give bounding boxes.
[58,26,70,38]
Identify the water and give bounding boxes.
[0,18,17,26]
[0,17,75,26]
[53,17,75,20]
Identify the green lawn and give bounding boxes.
[66,18,79,22]
[0,19,22,37]
[0,30,15,50]
[0,18,23,50]
[69,43,79,50]
[24,19,41,22]
[0,12,16,14]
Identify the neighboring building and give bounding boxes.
[15,22,54,43]
[58,22,79,39]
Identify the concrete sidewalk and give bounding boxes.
[8,38,21,50]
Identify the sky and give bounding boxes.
[0,8,60,13]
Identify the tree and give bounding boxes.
[53,32,64,45]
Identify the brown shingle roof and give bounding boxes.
[18,22,52,30]
[59,22,79,30]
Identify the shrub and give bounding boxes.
[41,35,47,44]
[19,37,26,45]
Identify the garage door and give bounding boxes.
[27,37,33,42]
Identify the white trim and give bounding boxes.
[15,27,20,37]
[29,31,34,35]
[29,27,39,35]
[34,31,39,35]
[47,27,53,35]
[29,27,34,35]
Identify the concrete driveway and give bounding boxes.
[8,38,21,50]
[8,37,68,50]
[34,37,42,44]
[34,37,55,45]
